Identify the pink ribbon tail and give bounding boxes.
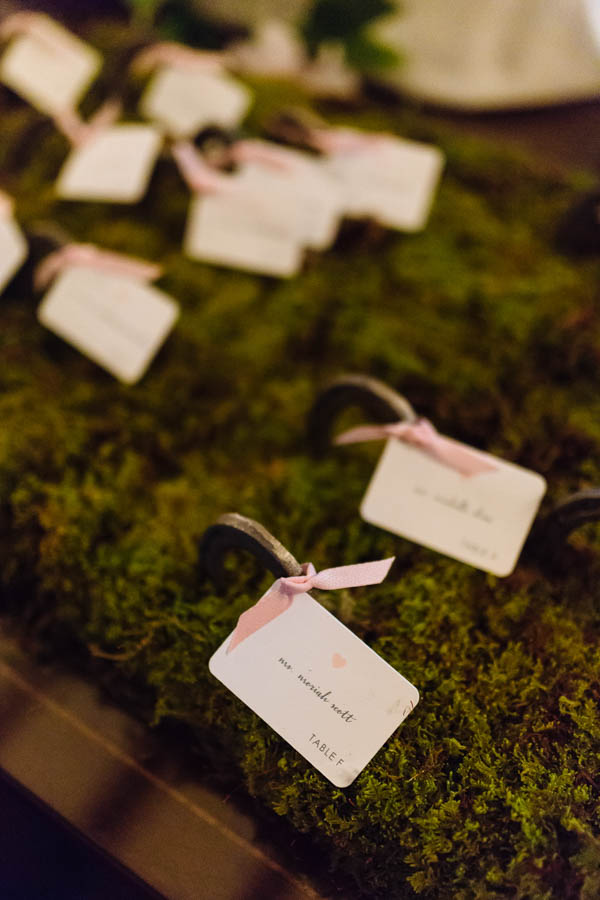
[335,419,498,478]
[53,98,122,147]
[132,42,224,76]
[0,12,76,53]
[172,141,232,194]
[0,191,14,218]
[226,557,394,653]
[34,244,162,292]
[228,140,297,172]
[309,127,389,155]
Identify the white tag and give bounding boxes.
[184,184,304,277]
[210,590,418,787]
[0,216,27,293]
[322,136,444,231]
[361,438,547,576]
[140,66,252,138]
[37,266,179,384]
[56,124,162,204]
[0,19,101,115]
[236,152,342,251]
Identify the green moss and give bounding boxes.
[1,22,600,898]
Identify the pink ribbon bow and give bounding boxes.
[335,419,498,478]
[34,243,162,291]
[227,557,394,653]
[132,42,224,76]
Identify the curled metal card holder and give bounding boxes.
[199,512,303,592]
[307,374,417,457]
[308,373,600,560]
[527,489,600,557]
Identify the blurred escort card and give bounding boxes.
[210,590,419,787]
[236,151,342,251]
[0,214,27,294]
[0,15,101,115]
[184,181,305,277]
[322,135,444,231]
[361,439,546,576]
[37,266,179,384]
[141,66,252,138]
[56,125,162,204]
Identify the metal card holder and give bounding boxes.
[198,512,303,592]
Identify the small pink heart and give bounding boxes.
[332,653,347,669]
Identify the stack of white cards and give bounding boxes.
[183,145,343,277]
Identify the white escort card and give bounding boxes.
[56,124,162,204]
[0,211,27,294]
[360,438,547,576]
[140,66,252,138]
[236,151,342,251]
[321,135,444,231]
[184,180,305,277]
[210,585,418,787]
[37,266,179,384]
[0,15,101,116]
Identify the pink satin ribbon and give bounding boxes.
[53,98,122,147]
[172,141,235,194]
[35,243,162,291]
[228,140,297,173]
[0,191,14,218]
[308,127,389,155]
[0,12,78,52]
[227,557,395,654]
[133,42,224,76]
[335,419,498,478]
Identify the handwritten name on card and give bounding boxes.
[360,438,546,576]
[210,591,418,787]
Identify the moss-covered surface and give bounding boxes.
[1,22,600,899]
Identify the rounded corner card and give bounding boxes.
[209,590,419,787]
[360,437,547,576]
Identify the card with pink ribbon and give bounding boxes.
[309,375,547,576]
[36,243,179,384]
[0,12,101,116]
[207,517,418,787]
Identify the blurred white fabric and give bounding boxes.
[370,0,600,109]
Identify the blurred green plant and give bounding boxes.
[122,0,399,70]
[302,0,399,71]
